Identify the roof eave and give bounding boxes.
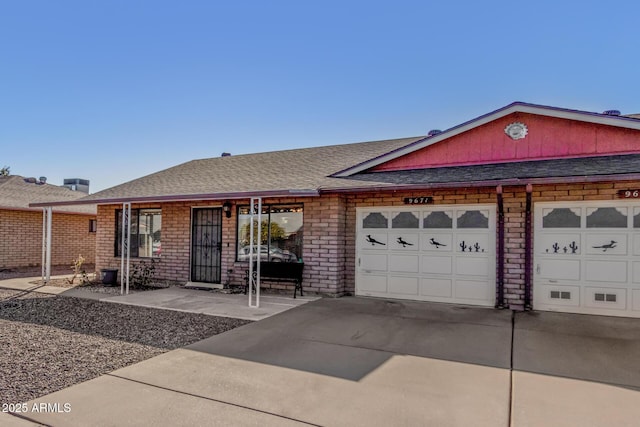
[29,189,320,207]
[321,172,640,193]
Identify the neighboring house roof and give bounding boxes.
[0,176,96,214]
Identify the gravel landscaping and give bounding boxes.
[0,288,252,404]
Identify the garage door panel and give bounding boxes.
[633,290,640,311]
[632,234,640,255]
[388,276,419,295]
[633,262,640,283]
[456,257,491,277]
[538,234,581,255]
[539,259,581,281]
[389,254,419,273]
[455,280,494,301]
[537,284,581,307]
[358,274,387,293]
[389,233,419,251]
[420,278,452,298]
[361,254,387,272]
[421,255,452,275]
[586,234,627,255]
[585,260,627,283]
[361,233,388,250]
[584,287,626,310]
[421,233,453,252]
[457,234,490,254]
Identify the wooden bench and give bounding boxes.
[245,261,304,298]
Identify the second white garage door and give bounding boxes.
[534,201,640,317]
[356,205,496,306]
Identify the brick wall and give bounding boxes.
[96,197,346,295]
[94,179,640,307]
[0,208,96,269]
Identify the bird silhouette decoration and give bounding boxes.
[429,238,446,249]
[366,235,386,246]
[592,240,617,252]
[397,237,414,247]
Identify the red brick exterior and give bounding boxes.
[94,179,640,309]
[0,208,96,269]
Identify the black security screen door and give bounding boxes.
[191,208,222,283]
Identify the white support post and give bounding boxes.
[120,202,131,295]
[41,207,52,284]
[249,197,262,308]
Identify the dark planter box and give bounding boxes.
[100,268,118,286]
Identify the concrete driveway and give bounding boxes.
[6,297,640,426]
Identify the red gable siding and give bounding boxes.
[373,112,640,172]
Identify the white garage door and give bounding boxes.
[534,201,640,317]
[356,205,496,306]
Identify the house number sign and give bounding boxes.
[618,190,640,199]
[404,197,432,205]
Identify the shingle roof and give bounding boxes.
[0,176,96,214]
[44,137,423,205]
[345,154,640,188]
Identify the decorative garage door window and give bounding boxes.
[356,205,496,307]
[457,210,489,228]
[362,212,388,229]
[535,202,640,318]
[542,208,581,228]
[423,211,452,229]
[586,207,627,228]
[392,212,419,228]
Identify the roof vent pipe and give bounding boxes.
[602,110,621,116]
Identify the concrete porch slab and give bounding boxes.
[95,287,320,321]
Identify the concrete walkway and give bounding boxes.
[0,276,320,320]
[3,283,640,426]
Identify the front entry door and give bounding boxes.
[191,208,222,283]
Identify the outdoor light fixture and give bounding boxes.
[222,201,232,218]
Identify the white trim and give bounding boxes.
[249,197,262,308]
[120,202,131,295]
[41,207,52,284]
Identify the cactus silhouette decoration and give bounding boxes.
[552,243,560,253]
[459,241,467,252]
[569,241,578,254]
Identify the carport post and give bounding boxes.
[120,202,131,295]
[41,206,52,284]
[249,197,262,308]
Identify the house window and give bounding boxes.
[89,219,97,233]
[237,204,303,262]
[115,208,162,258]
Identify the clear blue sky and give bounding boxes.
[1,0,638,193]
